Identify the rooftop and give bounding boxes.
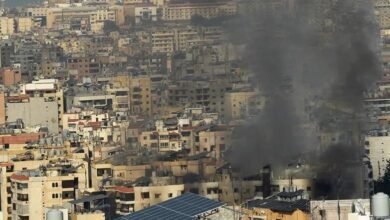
[116,193,224,220]
[247,198,309,213]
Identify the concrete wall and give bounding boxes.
[6,97,59,133]
[366,135,390,180]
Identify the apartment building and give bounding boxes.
[151,29,175,53]
[0,133,43,155]
[106,184,185,215]
[0,68,21,86]
[376,1,390,29]
[123,3,157,24]
[91,162,150,190]
[197,127,231,159]
[162,1,237,21]
[10,163,88,220]
[15,17,33,33]
[224,90,262,121]
[0,160,53,220]
[127,76,152,116]
[26,7,49,17]
[90,9,116,32]
[150,26,223,53]
[47,6,118,31]
[139,130,183,152]
[0,41,14,68]
[10,42,41,79]
[20,79,65,131]
[167,79,232,113]
[0,17,14,36]
[365,132,390,180]
[67,56,101,79]
[72,94,114,109]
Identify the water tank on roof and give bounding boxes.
[372,192,390,217]
[46,209,63,220]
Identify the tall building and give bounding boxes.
[0,17,14,35]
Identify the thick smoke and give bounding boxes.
[227,0,381,199]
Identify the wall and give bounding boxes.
[6,97,59,133]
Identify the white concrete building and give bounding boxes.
[366,133,390,180]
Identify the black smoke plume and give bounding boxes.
[227,0,381,199]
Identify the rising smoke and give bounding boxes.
[227,0,381,199]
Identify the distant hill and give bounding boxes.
[5,0,43,8]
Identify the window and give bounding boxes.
[97,168,112,177]
[168,193,173,198]
[52,182,58,187]
[141,192,150,199]
[155,193,161,199]
[17,194,28,201]
[63,191,75,199]
[62,180,75,188]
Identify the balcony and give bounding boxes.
[116,204,134,215]
[16,203,29,216]
[133,87,142,93]
[16,194,28,202]
[132,94,142,99]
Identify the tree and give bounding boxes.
[374,159,390,195]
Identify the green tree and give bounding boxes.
[374,159,390,194]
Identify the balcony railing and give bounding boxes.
[16,204,29,216]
